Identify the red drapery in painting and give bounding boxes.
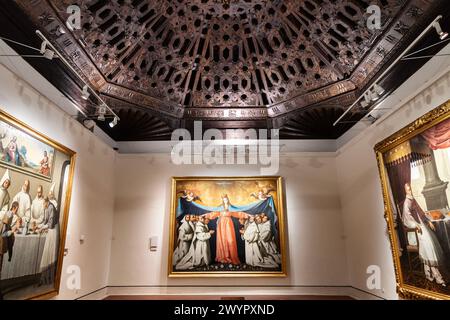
[421,117,450,150]
[386,160,411,252]
[386,160,411,210]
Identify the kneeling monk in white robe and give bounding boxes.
[242,215,278,268]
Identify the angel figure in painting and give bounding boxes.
[178,190,202,203]
[250,187,274,201]
[402,183,446,287]
[203,195,249,265]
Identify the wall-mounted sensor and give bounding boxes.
[150,236,158,251]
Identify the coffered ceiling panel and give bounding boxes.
[1,0,448,140]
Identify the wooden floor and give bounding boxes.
[104,295,354,300]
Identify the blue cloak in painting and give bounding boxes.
[176,197,279,264]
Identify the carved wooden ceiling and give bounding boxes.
[2,0,449,140]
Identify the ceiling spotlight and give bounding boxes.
[373,84,385,95]
[97,105,106,121]
[81,85,90,100]
[370,90,380,101]
[363,92,371,104]
[40,40,55,60]
[433,20,448,40]
[360,99,369,109]
[109,116,118,128]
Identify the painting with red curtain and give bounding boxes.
[379,111,450,298]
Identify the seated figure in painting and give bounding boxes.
[202,195,249,265]
[257,214,281,265]
[173,214,195,266]
[402,183,446,287]
[0,212,20,299]
[39,151,50,176]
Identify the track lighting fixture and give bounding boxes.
[373,84,385,95]
[433,20,448,40]
[360,99,369,109]
[363,91,371,104]
[109,116,118,128]
[97,105,106,121]
[81,85,90,100]
[333,15,447,126]
[40,40,55,60]
[370,90,380,102]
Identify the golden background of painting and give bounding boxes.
[175,179,278,207]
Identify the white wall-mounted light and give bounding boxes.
[373,84,385,95]
[109,116,118,128]
[81,85,90,100]
[40,40,55,60]
[433,20,448,40]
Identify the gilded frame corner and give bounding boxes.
[168,176,287,278]
[374,99,450,300]
[0,109,77,300]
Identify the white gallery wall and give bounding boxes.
[109,153,349,294]
[0,63,117,299]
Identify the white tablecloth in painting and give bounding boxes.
[1,234,46,280]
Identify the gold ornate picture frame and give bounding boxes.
[0,109,76,300]
[375,100,450,300]
[168,176,287,277]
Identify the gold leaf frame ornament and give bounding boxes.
[168,176,287,278]
[0,109,76,300]
[374,99,450,300]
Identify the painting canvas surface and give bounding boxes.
[0,120,55,180]
[376,102,450,299]
[0,111,74,300]
[169,177,286,276]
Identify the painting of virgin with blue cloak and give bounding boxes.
[169,177,286,276]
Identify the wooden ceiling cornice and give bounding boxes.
[3,0,448,140]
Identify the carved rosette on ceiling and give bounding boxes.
[12,0,441,139]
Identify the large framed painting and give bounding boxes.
[375,100,450,299]
[168,176,286,277]
[0,109,76,300]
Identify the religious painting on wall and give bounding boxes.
[168,176,286,277]
[0,109,76,300]
[375,100,450,299]
[0,119,55,181]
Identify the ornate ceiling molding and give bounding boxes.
[8,0,446,140]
